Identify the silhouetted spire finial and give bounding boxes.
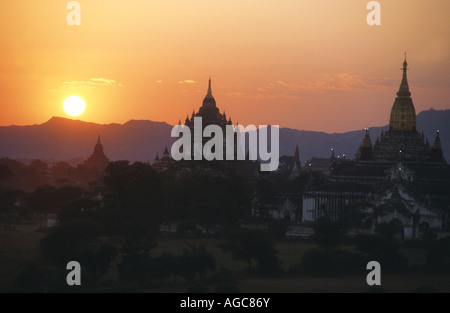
[434,130,442,150]
[397,53,411,98]
[206,77,213,98]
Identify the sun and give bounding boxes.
[63,96,86,116]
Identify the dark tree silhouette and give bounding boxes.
[299,248,366,276]
[160,165,252,232]
[118,233,158,282]
[40,220,100,267]
[29,159,48,172]
[103,161,163,236]
[29,185,84,212]
[0,164,13,181]
[180,245,216,280]
[220,230,281,273]
[426,237,450,270]
[52,161,74,178]
[354,235,408,273]
[79,243,116,280]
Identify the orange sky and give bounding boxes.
[0,1,449,132]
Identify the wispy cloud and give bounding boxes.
[225,73,397,100]
[52,77,123,92]
[275,73,395,92]
[156,80,163,83]
[224,90,303,100]
[178,80,196,84]
[88,78,122,86]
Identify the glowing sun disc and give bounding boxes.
[63,96,86,116]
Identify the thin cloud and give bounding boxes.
[178,80,196,84]
[89,78,122,86]
[225,73,397,100]
[275,74,396,92]
[51,77,123,92]
[225,90,303,100]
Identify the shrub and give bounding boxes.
[298,248,366,276]
[186,283,211,293]
[426,237,450,271]
[354,235,408,273]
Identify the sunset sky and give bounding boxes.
[0,0,449,132]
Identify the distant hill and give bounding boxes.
[0,117,175,164]
[0,109,448,165]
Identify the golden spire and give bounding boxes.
[389,55,417,131]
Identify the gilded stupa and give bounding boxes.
[369,55,442,162]
[302,56,449,239]
[389,56,416,131]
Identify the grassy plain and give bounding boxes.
[1,221,449,293]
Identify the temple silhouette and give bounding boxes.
[184,78,232,132]
[154,78,259,168]
[151,57,449,239]
[84,135,110,172]
[302,56,449,239]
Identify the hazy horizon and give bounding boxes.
[1,107,447,136]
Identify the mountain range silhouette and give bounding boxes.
[0,109,448,165]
